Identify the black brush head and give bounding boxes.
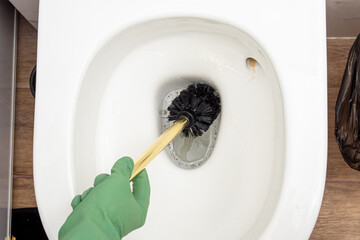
[167,83,221,137]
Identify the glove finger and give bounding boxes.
[71,195,81,209]
[132,169,150,215]
[111,156,134,178]
[80,187,94,201]
[94,173,109,186]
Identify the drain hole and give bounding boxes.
[160,77,221,169]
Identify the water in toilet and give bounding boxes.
[160,78,221,169]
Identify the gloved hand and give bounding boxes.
[58,157,150,240]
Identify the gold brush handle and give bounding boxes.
[129,116,189,181]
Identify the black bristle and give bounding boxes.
[167,83,221,137]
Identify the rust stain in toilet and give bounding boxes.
[247,57,257,81]
[248,58,257,71]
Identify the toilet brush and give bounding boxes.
[130,83,221,181]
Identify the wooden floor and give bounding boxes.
[12,14,360,239]
[13,15,37,209]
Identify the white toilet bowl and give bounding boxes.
[34,1,327,239]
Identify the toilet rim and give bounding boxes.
[34,4,327,239]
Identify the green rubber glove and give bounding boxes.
[58,157,150,240]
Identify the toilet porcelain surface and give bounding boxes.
[34,0,327,239]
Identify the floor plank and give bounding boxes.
[14,126,33,176]
[12,177,37,209]
[310,182,360,239]
[327,38,354,88]
[15,88,34,128]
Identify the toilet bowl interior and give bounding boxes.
[72,17,284,239]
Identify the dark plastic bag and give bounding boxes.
[335,34,360,170]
